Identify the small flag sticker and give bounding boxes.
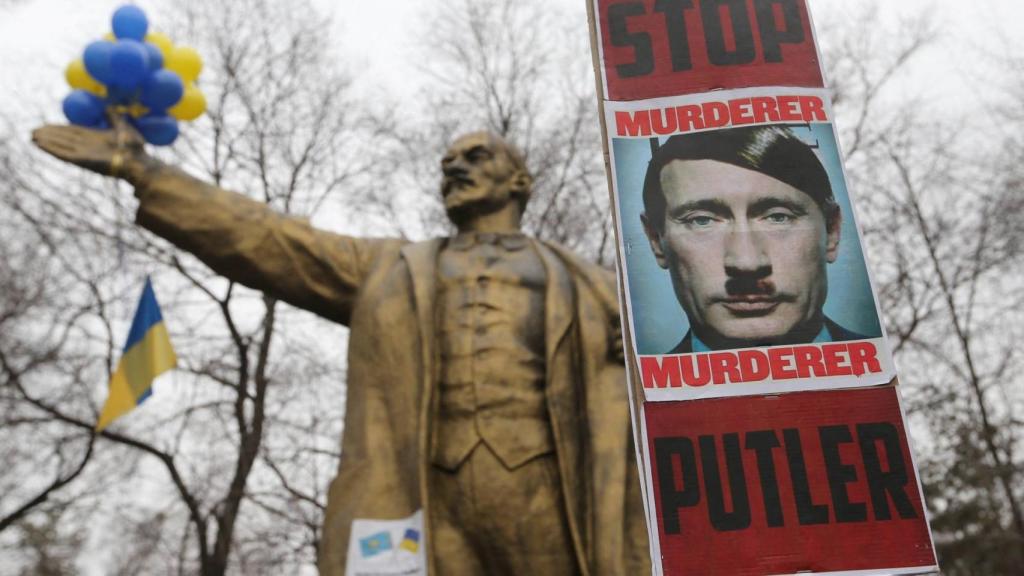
[399,528,420,553]
[359,531,393,558]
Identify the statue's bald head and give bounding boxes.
[441,132,533,220]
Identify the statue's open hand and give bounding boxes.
[31,114,146,179]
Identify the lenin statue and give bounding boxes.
[32,120,651,576]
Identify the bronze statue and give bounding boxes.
[32,119,650,575]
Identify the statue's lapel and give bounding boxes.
[400,239,442,349]
[399,239,444,390]
[399,237,443,561]
[535,241,574,361]
[534,240,590,567]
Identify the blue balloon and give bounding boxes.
[109,40,149,88]
[140,69,184,110]
[63,91,106,127]
[112,5,148,41]
[106,84,135,105]
[143,42,163,71]
[83,41,114,85]
[135,114,179,146]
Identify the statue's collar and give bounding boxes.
[448,231,528,252]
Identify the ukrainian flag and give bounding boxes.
[96,278,177,432]
[399,528,420,553]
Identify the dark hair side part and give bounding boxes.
[642,126,839,232]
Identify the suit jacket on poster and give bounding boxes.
[131,165,651,576]
[668,316,868,354]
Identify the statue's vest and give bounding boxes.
[431,232,553,471]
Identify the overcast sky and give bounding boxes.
[330,0,1023,112]
[2,0,1022,128]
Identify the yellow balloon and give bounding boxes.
[169,85,207,121]
[145,32,173,58]
[166,46,203,83]
[65,59,90,89]
[85,83,108,98]
[102,31,116,42]
[65,59,107,97]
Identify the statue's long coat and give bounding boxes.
[133,166,651,576]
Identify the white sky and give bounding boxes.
[2,0,1022,127]
[331,0,1024,127]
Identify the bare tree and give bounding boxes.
[817,3,1023,572]
[2,0,378,573]
[0,123,141,574]
[387,0,615,264]
[0,159,92,538]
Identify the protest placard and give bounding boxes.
[586,1,939,573]
[645,386,935,575]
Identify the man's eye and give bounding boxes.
[764,211,796,224]
[681,214,718,228]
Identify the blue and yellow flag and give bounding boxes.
[399,528,420,553]
[96,277,177,432]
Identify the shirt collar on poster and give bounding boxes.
[690,324,831,353]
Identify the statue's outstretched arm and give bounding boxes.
[32,118,396,326]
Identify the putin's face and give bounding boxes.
[642,159,841,349]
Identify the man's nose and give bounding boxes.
[723,229,771,277]
[443,159,468,178]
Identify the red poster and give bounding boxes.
[643,387,936,575]
[587,1,939,573]
[596,0,824,100]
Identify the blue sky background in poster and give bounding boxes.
[614,124,883,355]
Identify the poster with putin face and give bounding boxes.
[586,1,937,575]
[594,0,895,401]
[608,89,893,402]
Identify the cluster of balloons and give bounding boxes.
[62,5,207,146]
